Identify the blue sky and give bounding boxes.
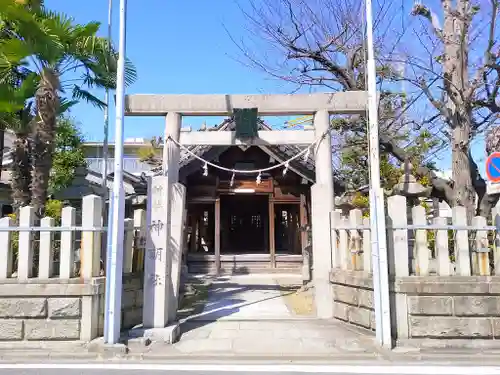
[42,0,490,175]
[45,0,300,143]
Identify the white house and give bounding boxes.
[0,135,152,216]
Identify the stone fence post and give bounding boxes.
[412,205,429,276]
[387,195,409,277]
[80,194,103,342]
[434,216,451,276]
[81,195,102,279]
[349,209,362,271]
[123,218,134,274]
[473,216,490,276]
[38,217,55,279]
[338,215,348,270]
[18,206,34,280]
[362,217,371,272]
[133,209,146,272]
[453,206,471,276]
[0,217,13,279]
[387,194,410,339]
[60,206,76,279]
[330,210,341,269]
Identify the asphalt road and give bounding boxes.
[0,364,498,375]
[1,373,378,375]
[0,372,407,375]
[3,372,480,375]
[0,372,490,375]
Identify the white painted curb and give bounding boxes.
[0,364,500,374]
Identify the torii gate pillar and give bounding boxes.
[311,109,335,319]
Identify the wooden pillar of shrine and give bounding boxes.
[214,198,221,275]
[269,197,276,268]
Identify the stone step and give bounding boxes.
[188,261,301,275]
[188,265,301,275]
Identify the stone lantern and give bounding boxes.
[391,165,432,273]
[392,171,432,203]
[391,166,432,227]
[335,195,355,216]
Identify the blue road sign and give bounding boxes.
[486,152,500,182]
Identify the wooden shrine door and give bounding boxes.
[220,194,269,254]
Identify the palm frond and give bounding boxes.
[59,97,77,113]
[0,71,37,112]
[0,96,23,113]
[124,58,137,86]
[0,0,37,24]
[71,22,101,39]
[68,35,137,90]
[1,4,138,118]
[15,71,38,99]
[71,85,106,108]
[35,9,73,39]
[0,37,31,67]
[0,102,34,133]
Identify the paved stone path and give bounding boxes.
[143,274,381,357]
[188,274,296,321]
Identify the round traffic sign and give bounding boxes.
[486,152,500,182]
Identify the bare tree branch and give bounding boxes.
[411,3,444,41]
[229,0,500,217]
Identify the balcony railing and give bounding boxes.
[86,158,152,175]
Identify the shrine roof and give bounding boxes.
[178,119,316,183]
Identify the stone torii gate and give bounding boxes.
[124,92,368,336]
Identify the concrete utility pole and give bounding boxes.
[102,0,113,191]
[365,0,392,348]
[103,0,127,345]
[100,0,113,273]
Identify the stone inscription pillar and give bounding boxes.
[143,176,173,328]
[143,112,183,329]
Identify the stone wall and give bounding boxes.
[398,276,500,339]
[0,193,148,342]
[121,273,144,329]
[97,272,144,336]
[330,270,375,331]
[0,279,101,341]
[331,269,500,340]
[0,273,144,342]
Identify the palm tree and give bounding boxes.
[0,108,32,210]
[0,1,137,216]
[0,0,43,185]
[8,107,32,209]
[0,60,37,211]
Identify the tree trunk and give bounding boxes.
[451,123,475,222]
[444,0,475,222]
[11,132,31,211]
[31,69,59,218]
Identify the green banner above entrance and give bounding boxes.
[234,108,258,139]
